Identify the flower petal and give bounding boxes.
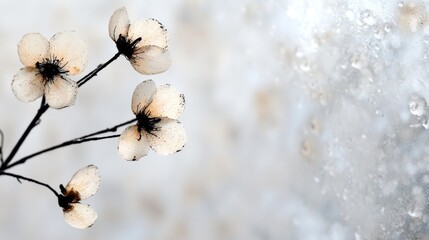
[11,68,44,102]
[131,79,156,115]
[64,203,97,229]
[49,31,87,75]
[146,84,185,119]
[118,125,150,161]
[109,7,130,41]
[147,118,187,155]
[44,76,78,109]
[131,46,171,75]
[65,165,100,200]
[18,33,49,67]
[128,19,168,49]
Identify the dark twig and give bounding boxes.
[0,101,49,170]
[77,51,121,87]
[4,118,136,170]
[6,135,120,170]
[0,130,4,163]
[1,172,59,197]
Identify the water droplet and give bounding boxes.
[409,94,427,116]
[309,118,321,134]
[354,233,362,240]
[398,1,404,7]
[313,176,320,183]
[422,118,429,129]
[361,9,376,26]
[300,58,310,71]
[350,54,364,69]
[408,209,423,218]
[295,47,304,58]
[384,23,392,32]
[374,26,385,39]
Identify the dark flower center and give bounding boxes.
[35,57,68,82]
[115,35,142,59]
[136,109,161,136]
[57,184,80,211]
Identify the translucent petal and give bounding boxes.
[118,125,150,161]
[11,68,44,103]
[65,165,100,200]
[64,203,97,229]
[131,79,156,115]
[44,76,78,109]
[147,118,187,155]
[109,7,130,41]
[131,46,171,75]
[146,84,185,119]
[49,31,87,75]
[18,33,49,67]
[128,19,168,49]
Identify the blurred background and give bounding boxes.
[1,0,429,239]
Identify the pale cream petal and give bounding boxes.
[11,68,44,102]
[128,19,168,49]
[64,203,97,229]
[44,76,78,109]
[18,33,49,67]
[146,84,185,119]
[109,7,130,41]
[118,125,150,161]
[49,31,87,75]
[131,46,171,75]
[65,165,100,200]
[147,118,187,155]
[131,79,156,115]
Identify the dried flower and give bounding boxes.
[118,80,186,160]
[109,7,171,75]
[12,31,87,109]
[58,165,100,229]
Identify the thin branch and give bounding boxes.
[4,118,136,170]
[77,51,121,87]
[6,135,120,170]
[0,130,4,163]
[1,172,59,197]
[78,118,136,139]
[0,102,49,170]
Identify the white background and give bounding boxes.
[0,0,428,239]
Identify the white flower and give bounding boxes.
[108,7,171,75]
[12,31,87,109]
[58,165,100,229]
[118,80,186,160]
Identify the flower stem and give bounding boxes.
[3,118,136,170]
[0,130,4,163]
[1,172,59,197]
[77,51,121,87]
[0,101,49,171]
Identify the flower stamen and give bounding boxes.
[35,56,69,82]
[136,108,161,136]
[115,35,142,60]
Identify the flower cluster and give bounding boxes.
[6,6,186,229]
